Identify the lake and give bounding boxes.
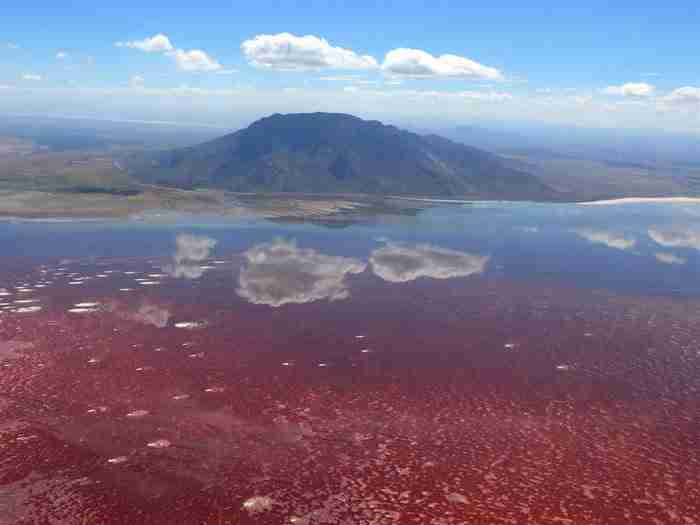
[1,201,699,524]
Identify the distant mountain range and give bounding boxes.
[128,112,559,200]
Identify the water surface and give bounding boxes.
[1,202,699,524]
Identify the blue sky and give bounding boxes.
[1,1,699,133]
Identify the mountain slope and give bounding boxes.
[129,112,558,200]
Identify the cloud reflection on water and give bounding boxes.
[648,226,700,251]
[163,234,218,279]
[369,242,489,283]
[654,252,687,265]
[236,239,366,307]
[575,228,636,251]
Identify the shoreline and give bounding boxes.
[578,196,700,206]
[1,189,700,221]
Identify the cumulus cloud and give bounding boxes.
[163,234,218,279]
[575,229,636,250]
[115,33,174,53]
[369,243,489,283]
[116,33,221,71]
[21,73,42,81]
[168,48,222,72]
[129,75,145,86]
[664,86,700,105]
[381,48,503,80]
[237,239,366,307]
[56,51,68,60]
[602,82,655,97]
[241,33,379,71]
[648,226,700,250]
[654,252,687,265]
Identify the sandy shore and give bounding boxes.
[579,196,700,206]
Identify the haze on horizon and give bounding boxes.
[1,1,699,139]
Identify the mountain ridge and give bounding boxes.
[128,112,559,200]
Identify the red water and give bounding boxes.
[1,258,699,524]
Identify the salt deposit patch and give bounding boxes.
[12,306,42,313]
[125,409,149,418]
[242,496,274,514]
[174,321,206,329]
[146,439,171,449]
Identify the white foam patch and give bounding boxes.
[13,299,39,304]
[107,456,128,464]
[119,288,134,292]
[68,281,85,285]
[74,302,100,308]
[139,281,160,286]
[204,386,224,393]
[172,394,190,401]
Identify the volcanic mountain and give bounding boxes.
[129,112,557,200]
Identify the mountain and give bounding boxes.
[128,112,558,200]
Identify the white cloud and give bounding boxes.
[241,33,379,71]
[370,243,489,283]
[319,75,361,82]
[4,42,20,50]
[21,73,42,81]
[115,33,174,53]
[654,252,687,265]
[163,234,218,279]
[575,229,636,250]
[381,48,503,80]
[115,33,222,72]
[648,226,700,250]
[130,75,145,86]
[56,51,68,60]
[168,48,222,72]
[215,68,239,75]
[458,90,513,101]
[664,86,700,105]
[237,239,366,307]
[602,82,655,97]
